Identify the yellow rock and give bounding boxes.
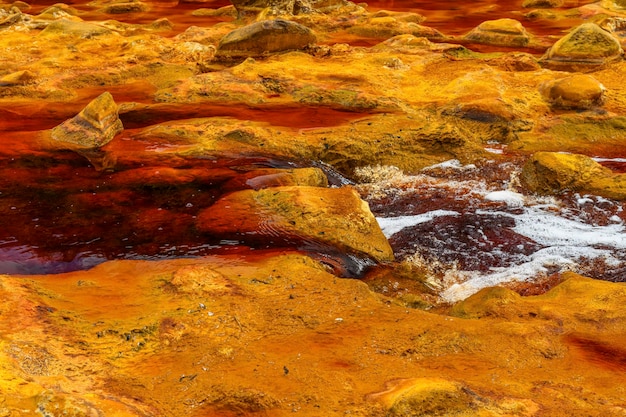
[196,185,395,262]
[51,91,123,149]
[215,19,317,58]
[521,151,626,199]
[539,23,623,71]
[540,74,605,109]
[0,69,35,86]
[464,18,531,47]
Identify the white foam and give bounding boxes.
[377,210,461,238]
[421,159,476,171]
[504,207,626,248]
[441,246,615,302]
[484,190,525,208]
[440,207,626,302]
[592,157,626,163]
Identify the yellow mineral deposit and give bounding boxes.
[1,0,626,415]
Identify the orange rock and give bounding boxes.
[196,185,394,262]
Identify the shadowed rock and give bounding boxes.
[539,23,622,71]
[215,19,316,58]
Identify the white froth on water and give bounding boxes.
[484,190,525,208]
[377,210,460,238]
[487,207,626,248]
[439,206,626,302]
[441,245,619,302]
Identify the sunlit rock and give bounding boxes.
[521,151,610,194]
[51,91,123,149]
[464,18,531,47]
[539,23,622,71]
[521,151,626,199]
[36,3,79,19]
[196,185,394,262]
[602,0,626,10]
[215,19,316,58]
[539,74,605,109]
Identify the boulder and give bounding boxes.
[196,185,394,262]
[521,152,626,199]
[539,23,623,71]
[539,74,605,109]
[51,92,123,149]
[463,18,531,47]
[215,19,316,58]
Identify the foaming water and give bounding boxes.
[360,160,626,302]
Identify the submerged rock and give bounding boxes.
[463,18,531,47]
[196,185,394,263]
[540,74,605,109]
[539,23,623,71]
[215,19,316,58]
[51,92,123,149]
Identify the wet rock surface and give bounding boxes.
[215,19,316,58]
[2,0,626,415]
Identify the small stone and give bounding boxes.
[215,19,316,58]
[539,23,622,71]
[51,92,123,149]
[539,74,605,109]
[464,18,531,47]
